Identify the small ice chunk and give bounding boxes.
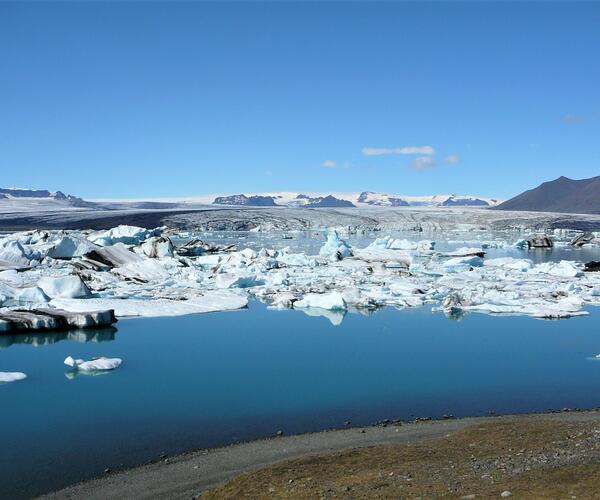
[139,236,174,258]
[0,283,50,307]
[319,229,352,261]
[64,355,122,371]
[37,275,91,299]
[0,372,27,383]
[91,225,161,246]
[485,258,533,272]
[0,239,39,266]
[441,256,484,272]
[47,235,99,259]
[215,272,264,289]
[294,291,347,311]
[531,260,583,278]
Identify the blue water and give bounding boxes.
[3,302,600,498]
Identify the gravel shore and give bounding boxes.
[39,410,600,499]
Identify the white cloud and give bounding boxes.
[411,156,436,170]
[323,160,336,168]
[444,154,461,164]
[361,146,435,156]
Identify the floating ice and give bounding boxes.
[531,261,583,278]
[47,235,98,259]
[0,239,39,267]
[51,290,248,318]
[295,291,346,311]
[139,236,174,258]
[0,283,50,307]
[0,224,599,326]
[37,275,91,299]
[64,355,122,371]
[319,229,352,261]
[90,225,161,246]
[0,372,27,383]
[485,258,533,272]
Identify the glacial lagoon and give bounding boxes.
[3,299,600,498]
[4,229,600,498]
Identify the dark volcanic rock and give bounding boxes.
[213,194,278,207]
[0,188,53,198]
[358,192,409,207]
[494,176,600,214]
[442,197,489,207]
[305,195,355,208]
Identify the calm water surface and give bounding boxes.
[3,302,600,498]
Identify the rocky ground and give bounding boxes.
[205,412,600,499]
[40,411,600,500]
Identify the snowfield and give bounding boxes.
[2,222,600,329]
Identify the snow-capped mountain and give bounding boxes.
[209,192,500,208]
[0,188,96,213]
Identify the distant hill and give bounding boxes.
[304,195,355,208]
[442,196,490,207]
[0,188,96,211]
[494,176,600,214]
[358,191,409,207]
[213,194,279,206]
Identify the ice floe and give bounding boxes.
[37,275,91,299]
[0,372,27,383]
[64,355,122,371]
[90,225,161,246]
[1,224,600,328]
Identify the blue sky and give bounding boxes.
[1,1,599,199]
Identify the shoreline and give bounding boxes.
[39,408,600,500]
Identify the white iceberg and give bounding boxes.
[139,236,174,258]
[51,289,248,318]
[0,372,27,383]
[0,239,39,267]
[37,275,91,299]
[47,235,98,259]
[319,229,352,261]
[531,261,583,278]
[64,355,122,371]
[294,291,347,311]
[0,283,50,307]
[90,225,161,246]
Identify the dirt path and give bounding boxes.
[39,410,600,500]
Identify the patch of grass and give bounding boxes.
[203,419,600,498]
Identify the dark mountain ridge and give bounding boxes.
[495,176,600,214]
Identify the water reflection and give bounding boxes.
[0,327,117,349]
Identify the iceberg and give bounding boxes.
[47,235,98,259]
[0,372,27,383]
[0,283,50,307]
[0,239,39,267]
[90,225,161,246]
[51,290,248,318]
[64,355,122,371]
[319,229,353,261]
[531,261,583,278]
[37,275,91,299]
[294,291,347,311]
[139,236,174,258]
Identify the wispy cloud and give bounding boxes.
[444,154,461,164]
[323,160,337,168]
[561,114,584,123]
[411,156,436,170]
[361,146,435,156]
